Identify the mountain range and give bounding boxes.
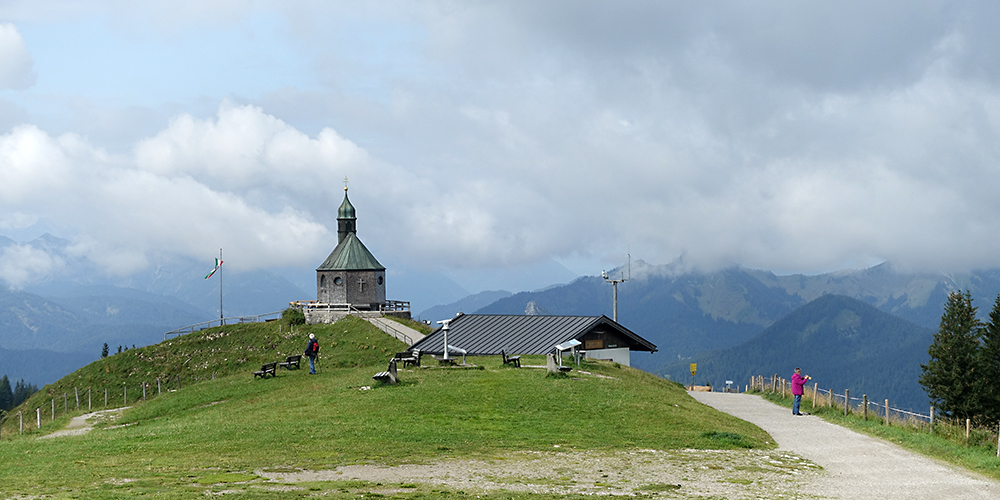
[657,294,936,410]
[442,260,996,372]
[5,237,998,401]
[0,234,311,385]
[420,260,1000,409]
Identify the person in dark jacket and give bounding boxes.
[305,333,319,374]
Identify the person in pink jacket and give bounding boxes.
[791,367,811,415]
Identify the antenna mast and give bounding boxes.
[602,253,630,322]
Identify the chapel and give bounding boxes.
[315,185,386,309]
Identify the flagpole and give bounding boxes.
[219,248,224,323]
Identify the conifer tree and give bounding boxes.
[0,375,12,411]
[101,343,109,358]
[980,295,1000,423]
[12,379,37,408]
[920,291,985,419]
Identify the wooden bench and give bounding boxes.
[253,362,277,379]
[278,355,302,370]
[372,358,398,385]
[394,349,421,368]
[501,349,521,368]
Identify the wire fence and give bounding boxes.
[747,374,1000,455]
[0,373,215,439]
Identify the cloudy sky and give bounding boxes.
[2,1,1000,295]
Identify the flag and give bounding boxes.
[205,258,223,279]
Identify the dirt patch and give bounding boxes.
[258,449,821,498]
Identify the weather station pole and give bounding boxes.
[602,254,630,322]
[437,318,452,361]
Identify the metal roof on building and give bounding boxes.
[316,232,385,271]
[409,313,657,356]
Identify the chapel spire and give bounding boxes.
[337,178,357,244]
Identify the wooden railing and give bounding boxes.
[289,300,410,313]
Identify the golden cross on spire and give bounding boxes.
[343,176,349,192]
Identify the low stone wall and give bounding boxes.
[305,309,351,324]
[305,309,410,324]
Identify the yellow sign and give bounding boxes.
[690,363,697,376]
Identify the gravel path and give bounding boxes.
[38,407,127,439]
[689,391,1000,499]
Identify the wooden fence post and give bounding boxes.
[51,399,55,421]
[36,408,40,428]
[75,387,79,409]
[124,384,127,406]
[64,393,67,413]
[885,399,890,426]
[177,374,181,390]
[19,411,23,435]
[967,418,971,441]
[157,378,161,395]
[829,388,833,407]
[104,388,108,407]
[929,406,934,432]
[812,383,818,409]
[863,395,868,420]
[142,382,146,400]
[88,387,92,411]
[844,389,849,416]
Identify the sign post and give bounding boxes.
[690,363,697,390]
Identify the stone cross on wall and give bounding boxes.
[358,277,366,292]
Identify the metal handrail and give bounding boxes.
[369,317,414,345]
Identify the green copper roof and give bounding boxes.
[317,232,384,271]
[338,189,356,219]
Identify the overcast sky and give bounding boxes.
[3,1,1000,294]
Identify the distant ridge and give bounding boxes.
[461,261,1000,376]
[418,290,512,323]
[658,294,935,410]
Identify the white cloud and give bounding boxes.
[134,101,368,197]
[0,23,35,90]
[0,104,344,275]
[7,2,1000,288]
[0,244,64,288]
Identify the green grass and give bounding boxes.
[0,317,774,498]
[758,391,1000,481]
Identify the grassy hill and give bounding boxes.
[0,315,772,498]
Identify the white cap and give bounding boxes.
[309,333,315,339]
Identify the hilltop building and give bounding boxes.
[316,185,386,307]
[299,184,410,324]
[409,313,656,367]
